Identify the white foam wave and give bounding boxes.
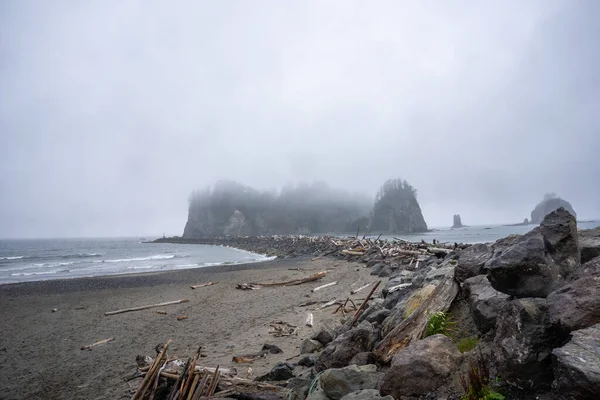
[32,262,74,268]
[11,269,66,277]
[97,254,176,263]
[0,256,24,260]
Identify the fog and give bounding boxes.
[1,1,599,238]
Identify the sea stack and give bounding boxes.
[452,214,464,228]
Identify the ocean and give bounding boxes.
[1,221,598,284]
[0,237,274,284]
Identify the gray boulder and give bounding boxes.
[455,243,492,283]
[552,323,600,400]
[487,209,579,298]
[579,227,600,264]
[340,389,393,400]
[370,263,386,276]
[315,322,377,372]
[348,352,376,366]
[256,362,295,382]
[319,364,381,400]
[301,339,323,354]
[548,257,600,333]
[312,325,335,346]
[358,305,390,325]
[493,298,562,390]
[379,334,462,398]
[462,275,510,334]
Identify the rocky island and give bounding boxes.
[452,214,464,228]
[183,179,428,238]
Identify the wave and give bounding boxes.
[60,253,102,259]
[0,256,24,260]
[96,254,177,263]
[33,262,75,268]
[11,269,69,277]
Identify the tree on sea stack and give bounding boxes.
[370,178,428,234]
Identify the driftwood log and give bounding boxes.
[373,276,459,363]
[105,299,189,316]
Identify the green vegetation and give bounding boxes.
[424,311,456,338]
[457,336,480,353]
[461,354,505,400]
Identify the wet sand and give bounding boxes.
[0,256,381,400]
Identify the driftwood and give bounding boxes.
[190,281,217,289]
[105,299,189,316]
[341,249,365,256]
[80,337,114,351]
[132,339,171,400]
[305,313,313,327]
[318,299,339,310]
[236,283,261,290]
[269,321,298,337]
[351,281,375,295]
[312,281,338,292]
[374,276,459,363]
[249,271,327,287]
[350,281,381,326]
[387,283,412,294]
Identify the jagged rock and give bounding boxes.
[381,284,412,310]
[377,265,397,278]
[547,257,600,333]
[297,355,316,367]
[462,275,510,334]
[287,377,313,399]
[486,209,579,297]
[454,243,492,283]
[312,325,335,346]
[381,284,436,337]
[348,352,376,366]
[301,339,323,354]
[579,227,600,264]
[452,214,464,228]
[426,264,454,282]
[357,304,389,325]
[340,389,393,400]
[530,194,576,224]
[370,263,386,276]
[493,298,563,390]
[256,362,295,381]
[379,335,462,398]
[319,364,381,400]
[315,322,377,372]
[552,323,600,400]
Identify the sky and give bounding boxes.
[1,0,599,238]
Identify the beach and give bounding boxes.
[0,257,380,400]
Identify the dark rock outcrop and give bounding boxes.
[319,364,381,400]
[256,362,295,382]
[454,243,492,283]
[552,323,600,400]
[369,179,428,234]
[530,194,576,224]
[548,256,600,333]
[301,339,323,354]
[493,298,563,390]
[378,335,462,398]
[315,322,377,372]
[312,325,335,346]
[579,226,600,264]
[462,274,510,334]
[486,208,579,298]
[452,214,464,228]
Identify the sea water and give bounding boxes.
[0,237,274,284]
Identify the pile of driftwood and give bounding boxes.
[129,343,286,400]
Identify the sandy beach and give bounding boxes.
[0,256,381,400]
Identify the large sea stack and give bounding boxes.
[530,193,576,224]
[369,179,428,234]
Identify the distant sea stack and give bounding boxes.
[530,193,576,224]
[369,179,428,234]
[452,214,464,228]
[183,178,428,238]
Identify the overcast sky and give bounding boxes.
[1,1,599,238]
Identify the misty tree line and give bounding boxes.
[184,178,427,236]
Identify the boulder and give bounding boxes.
[539,207,580,276]
[297,355,316,367]
[493,298,563,390]
[378,334,462,398]
[547,257,600,333]
[312,325,335,346]
[552,323,600,400]
[315,323,377,372]
[487,209,579,298]
[319,364,381,400]
[348,352,376,366]
[301,339,323,354]
[357,304,389,325]
[462,275,510,334]
[256,362,295,382]
[380,284,436,337]
[340,389,393,400]
[370,263,386,276]
[579,227,600,264]
[454,243,492,283]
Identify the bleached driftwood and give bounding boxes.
[387,283,412,294]
[248,271,327,287]
[80,337,114,350]
[105,299,189,316]
[312,281,338,292]
[351,281,375,295]
[190,281,217,289]
[305,313,313,327]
